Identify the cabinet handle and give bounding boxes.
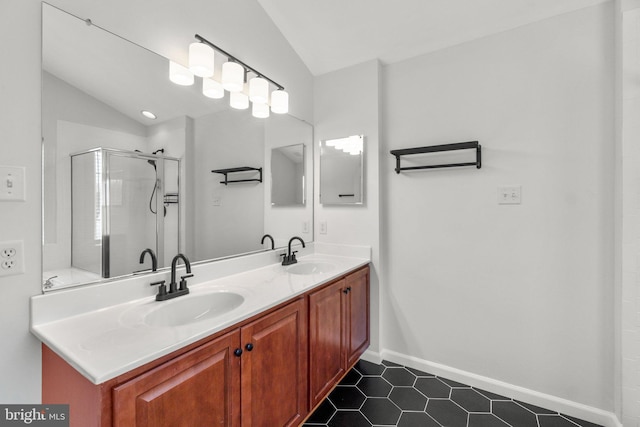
[234,348,243,357]
[343,287,352,294]
[245,343,254,351]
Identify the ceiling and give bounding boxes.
[257,0,609,76]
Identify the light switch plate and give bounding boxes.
[0,166,26,201]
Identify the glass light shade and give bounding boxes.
[249,77,269,104]
[270,89,289,114]
[252,101,270,118]
[222,61,245,92]
[229,91,249,109]
[203,78,224,99]
[188,42,215,77]
[169,61,194,86]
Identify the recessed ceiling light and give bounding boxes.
[141,110,157,120]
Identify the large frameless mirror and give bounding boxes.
[320,135,364,205]
[41,3,313,291]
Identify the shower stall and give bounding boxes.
[70,148,180,279]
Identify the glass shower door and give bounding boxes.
[106,152,159,277]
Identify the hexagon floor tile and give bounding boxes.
[303,360,605,427]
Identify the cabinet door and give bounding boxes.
[308,279,346,407]
[113,330,241,427]
[346,267,370,367]
[240,299,308,427]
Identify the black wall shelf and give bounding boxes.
[211,167,263,185]
[390,141,481,174]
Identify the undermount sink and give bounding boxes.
[144,291,244,327]
[286,262,335,275]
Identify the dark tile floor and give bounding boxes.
[303,360,603,427]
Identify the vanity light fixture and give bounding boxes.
[252,101,270,118]
[141,110,157,120]
[169,61,194,86]
[229,91,249,110]
[202,78,224,99]
[221,61,245,92]
[175,34,290,116]
[249,76,269,104]
[325,135,363,155]
[188,42,215,77]
[270,89,289,114]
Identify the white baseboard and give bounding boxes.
[360,349,382,365]
[361,349,621,427]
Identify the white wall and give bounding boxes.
[314,59,382,353]
[0,0,313,403]
[382,3,615,412]
[0,0,44,404]
[621,2,640,425]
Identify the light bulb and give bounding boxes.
[169,61,194,86]
[141,110,157,120]
[230,91,249,109]
[222,61,245,92]
[249,77,269,104]
[270,89,289,114]
[252,102,270,118]
[203,78,224,99]
[188,42,215,77]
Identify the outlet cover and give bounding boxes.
[0,240,24,277]
[498,186,522,205]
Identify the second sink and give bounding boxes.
[144,291,244,327]
[286,262,335,275]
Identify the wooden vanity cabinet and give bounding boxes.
[308,266,370,408]
[42,265,369,427]
[112,299,307,427]
[240,298,308,427]
[112,330,241,427]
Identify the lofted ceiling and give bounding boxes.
[257,0,610,76]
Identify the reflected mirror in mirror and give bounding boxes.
[271,144,305,206]
[41,3,313,291]
[320,135,364,205]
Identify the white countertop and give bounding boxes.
[31,245,370,384]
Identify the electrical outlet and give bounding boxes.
[0,240,24,277]
[302,221,309,233]
[498,186,522,205]
[1,247,16,258]
[319,221,327,235]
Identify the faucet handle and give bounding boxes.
[150,280,167,298]
[179,274,193,291]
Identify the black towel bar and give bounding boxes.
[390,141,481,174]
[211,167,263,185]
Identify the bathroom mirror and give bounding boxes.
[320,135,364,205]
[41,3,313,291]
[271,144,305,206]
